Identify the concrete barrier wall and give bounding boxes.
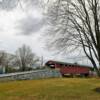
[0,69,62,81]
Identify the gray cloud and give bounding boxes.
[0,0,40,11]
[17,16,45,35]
[24,0,39,8]
[0,0,18,11]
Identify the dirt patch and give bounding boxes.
[93,87,100,93]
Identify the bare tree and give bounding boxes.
[0,51,6,73]
[15,44,39,71]
[46,0,100,76]
[0,51,13,73]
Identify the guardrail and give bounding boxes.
[0,69,62,81]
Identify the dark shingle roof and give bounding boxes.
[46,60,93,70]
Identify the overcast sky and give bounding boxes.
[0,0,61,61]
[0,0,91,65]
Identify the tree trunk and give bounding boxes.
[91,59,100,77]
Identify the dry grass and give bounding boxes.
[0,78,100,100]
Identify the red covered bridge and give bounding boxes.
[45,60,94,77]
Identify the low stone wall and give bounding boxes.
[0,69,62,81]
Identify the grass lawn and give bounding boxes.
[0,78,100,100]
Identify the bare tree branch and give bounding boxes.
[46,0,100,76]
[15,44,39,71]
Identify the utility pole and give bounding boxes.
[40,56,44,67]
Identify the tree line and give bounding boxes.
[0,44,41,73]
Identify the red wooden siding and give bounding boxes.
[45,60,92,75]
[60,67,89,74]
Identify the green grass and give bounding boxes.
[0,78,100,100]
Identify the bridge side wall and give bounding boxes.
[0,69,62,81]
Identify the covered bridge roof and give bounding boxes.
[46,60,93,70]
